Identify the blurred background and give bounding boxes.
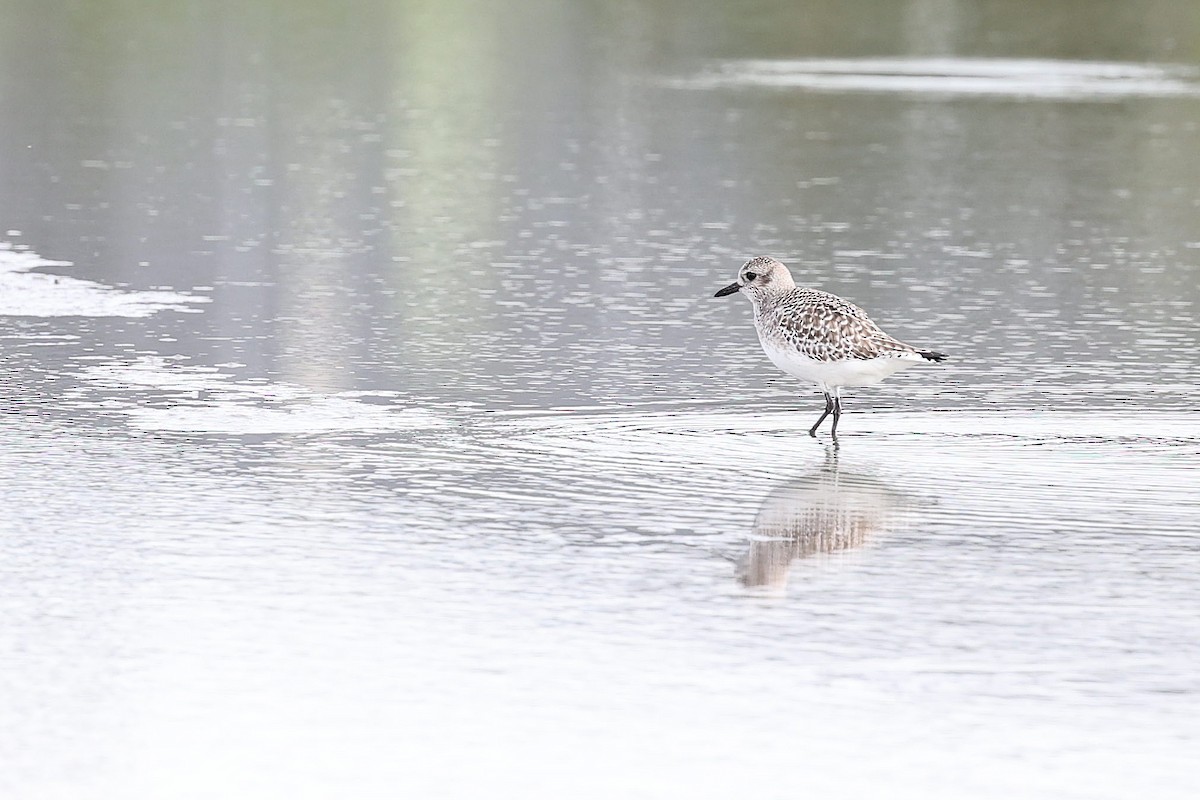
[1,2,1198,799]
[1,0,1198,409]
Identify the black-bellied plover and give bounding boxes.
[714,256,945,438]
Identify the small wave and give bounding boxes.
[663,58,1200,100]
[76,357,451,435]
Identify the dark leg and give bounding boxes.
[809,392,834,437]
[829,395,843,439]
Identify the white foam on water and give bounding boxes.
[664,58,1200,99]
[0,243,206,318]
[78,357,450,434]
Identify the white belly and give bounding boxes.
[760,338,920,391]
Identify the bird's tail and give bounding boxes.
[918,350,947,362]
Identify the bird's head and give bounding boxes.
[713,256,795,301]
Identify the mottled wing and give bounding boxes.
[776,290,917,362]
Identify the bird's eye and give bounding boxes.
[744,271,757,281]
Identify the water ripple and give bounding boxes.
[665,58,1200,100]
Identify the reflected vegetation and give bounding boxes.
[2,3,1200,799]
[738,449,913,591]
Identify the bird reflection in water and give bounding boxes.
[738,448,912,591]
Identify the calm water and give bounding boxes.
[2,2,1199,798]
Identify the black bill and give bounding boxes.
[713,282,741,297]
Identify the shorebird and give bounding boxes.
[714,256,945,438]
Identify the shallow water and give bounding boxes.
[2,2,1199,798]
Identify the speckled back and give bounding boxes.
[756,287,919,362]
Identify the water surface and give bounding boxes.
[1,2,1198,798]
